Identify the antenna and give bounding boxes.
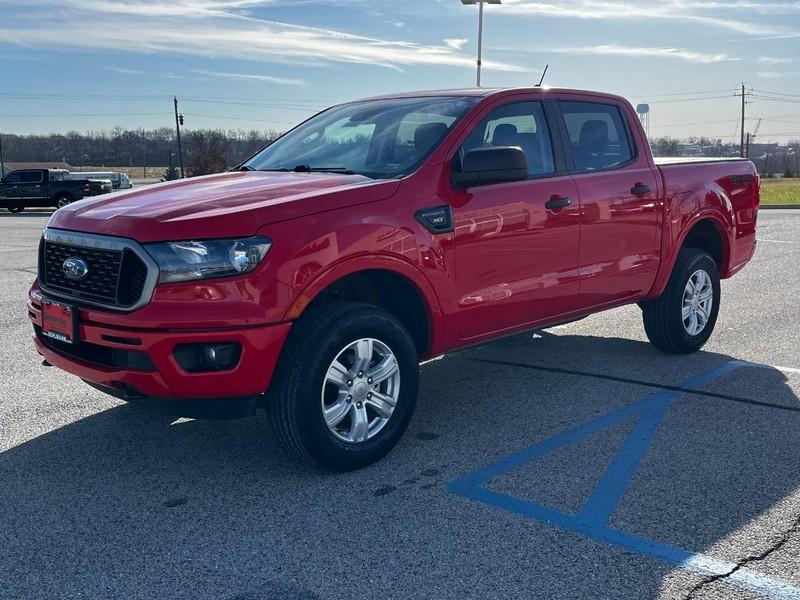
[536,64,549,87]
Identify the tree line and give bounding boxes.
[651,136,800,178]
[3,128,798,179]
[1,127,281,178]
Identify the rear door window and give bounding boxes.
[559,101,634,172]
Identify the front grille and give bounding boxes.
[34,325,156,371]
[40,237,150,309]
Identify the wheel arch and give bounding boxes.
[648,179,736,300]
[283,256,444,358]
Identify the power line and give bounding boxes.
[0,112,172,118]
[183,112,298,125]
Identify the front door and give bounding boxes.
[0,171,25,201]
[448,99,582,341]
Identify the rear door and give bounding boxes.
[447,98,582,340]
[554,98,661,306]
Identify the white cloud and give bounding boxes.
[191,69,305,85]
[500,0,797,36]
[757,71,799,79]
[549,44,738,63]
[444,38,469,50]
[107,66,148,75]
[1,1,525,73]
[758,56,794,64]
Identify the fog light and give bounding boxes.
[173,342,242,373]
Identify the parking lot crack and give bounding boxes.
[684,515,800,599]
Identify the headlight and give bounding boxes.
[145,236,272,283]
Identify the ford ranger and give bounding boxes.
[27,88,759,470]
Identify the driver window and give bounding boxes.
[3,172,23,184]
[457,101,555,177]
[20,171,43,184]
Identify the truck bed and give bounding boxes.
[656,158,759,278]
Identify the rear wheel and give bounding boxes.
[641,249,720,354]
[267,302,419,471]
[7,207,24,214]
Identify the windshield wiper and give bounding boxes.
[291,165,359,175]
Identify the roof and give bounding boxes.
[359,87,629,103]
[1,161,73,172]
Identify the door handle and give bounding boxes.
[545,196,572,210]
[631,183,652,196]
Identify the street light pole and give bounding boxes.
[461,0,501,88]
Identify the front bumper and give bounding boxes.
[28,288,292,406]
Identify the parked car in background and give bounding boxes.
[28,87,759,471]
[68,171,132,190]
[0,169,98,212]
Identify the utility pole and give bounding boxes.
[0,128,5,178]
[142,128,147,179]
[173,97,185,178]
[740,83,746,159]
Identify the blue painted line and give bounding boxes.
[579,361,742,524]
[448,360,800,600]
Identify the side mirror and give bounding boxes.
[452,146,529,189]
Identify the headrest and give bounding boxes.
[492,123,518,146]
[414,122,449,152]
[578,120,609,154]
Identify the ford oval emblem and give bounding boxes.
[62,257,89,281]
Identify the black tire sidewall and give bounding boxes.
[284,307,419,470]
[665,251,721,351]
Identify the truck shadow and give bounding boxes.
[1,333,798,599]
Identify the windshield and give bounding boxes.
[244,96,479,179]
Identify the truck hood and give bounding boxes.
[48,171,401,242]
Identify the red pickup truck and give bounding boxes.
[28,88,759,470]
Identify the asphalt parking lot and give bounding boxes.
[1,210,799,600]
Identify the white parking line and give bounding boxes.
[759,239,800,245]
[735,360,800,377]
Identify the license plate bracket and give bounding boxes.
[41,298,79,344]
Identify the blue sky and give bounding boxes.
[0,0,799,141]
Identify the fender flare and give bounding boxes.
[282,254,446,356]
[648,188,734,299]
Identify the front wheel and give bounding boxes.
[55,195,73,209]
[641,248,721,354]
[267,302,419,471]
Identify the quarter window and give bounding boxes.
[560,101,633,172]
[456,101,555,178]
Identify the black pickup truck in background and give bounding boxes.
[0,169,111,213]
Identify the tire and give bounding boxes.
[55,195,73,209]
[641,248,721,354]
[267,301,419,471]
[7,207,24,214]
